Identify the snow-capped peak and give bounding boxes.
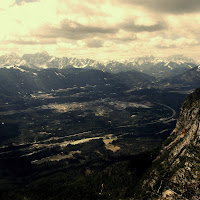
[0,52,198,78]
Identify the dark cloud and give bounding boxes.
[87,40,104,48]
[15,0,40,6]
[115,36,137,42]
[120,0,200,14]
[36,19,165,42]
[121,21,166,32]
[36,20,119,40]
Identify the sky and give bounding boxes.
[0,0,200,61]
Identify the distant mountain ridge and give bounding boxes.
[0,64,162,98]
[161,66,200,89]
[0,52,197,78]
[0,67,126,96]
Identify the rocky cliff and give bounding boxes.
[135,88,200,199]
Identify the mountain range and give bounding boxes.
[0,52,198,78]
[0,62,199,99]
[0,52,199,199]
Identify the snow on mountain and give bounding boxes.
[0,52,26,67]
[1,65,38,76]
[21,51,52,68]
[0,52,197,78]
[47,57,100,69]
[101,55,197,78]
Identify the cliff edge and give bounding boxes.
[136,88,200,199]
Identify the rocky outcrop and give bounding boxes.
[137,88,200,199]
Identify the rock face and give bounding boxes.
[137,88,200,199]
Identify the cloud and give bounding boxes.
[15,0,40,6]
[36,20,119,40]
[121,21,167,32]
[1,0,200,60]
[0,1,15,9]
[7,39,57,45]
[86,40,104,48]
[150,37,200,49]
[120,0,200,14]
[115,36,137,42]
[35,18,166,43]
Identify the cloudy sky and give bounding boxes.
[1,0,200,60]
